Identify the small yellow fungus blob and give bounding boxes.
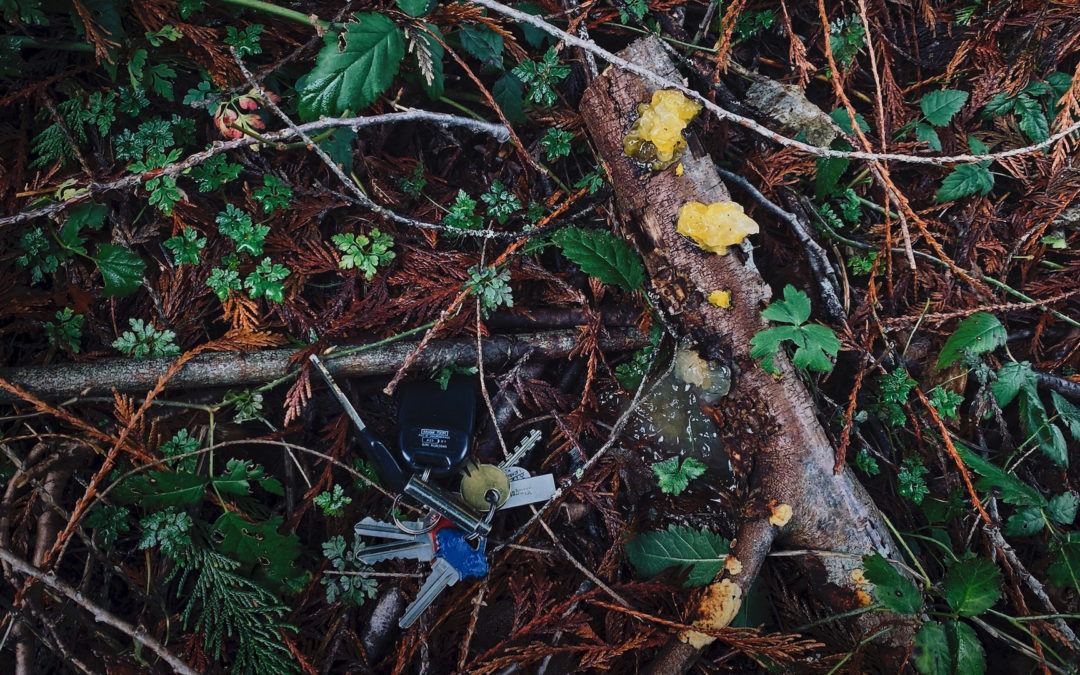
[724,556,743,575]
[677,201,760,255]
[675,163,684,176]
[850,568,869,586]
[707,290,731,308]
[855,588,873,607]
[623,90,702,170]
[769,502,792,527]
[680,579,743,648]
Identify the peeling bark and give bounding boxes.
[579,37,916,670]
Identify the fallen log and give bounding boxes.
[0,328,647,403]
[579,37,917,670]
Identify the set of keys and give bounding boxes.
[309,355,556,627]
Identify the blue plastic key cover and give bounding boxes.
[435,528,488,579]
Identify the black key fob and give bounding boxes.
[397,376,476,477]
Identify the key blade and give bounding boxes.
[357,538,435,565]
[499,429,542,469]
[399,558,460,628]
[354,517,426,541]
[500,473,557,510]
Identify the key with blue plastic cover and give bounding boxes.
[398,528,488,628]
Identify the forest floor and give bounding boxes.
[1,0,1080,673]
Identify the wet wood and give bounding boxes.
[579,37,915,671]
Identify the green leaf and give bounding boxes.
[749,325,801,375]
[955,445,1046,507]
[943,558,1000,617]
[992,361,1038,407]
[921,89,968,127]
[982,92,1014,118]
[297,14,405,120]
[493,72,526,123]
[915,123,942,151]
[516,2,552,49]
[651,456,707,495]
[1048,492,1079,525]
[320,128,356,168]
[1048,532,1080,590]
[936,313,1005,369]
[815,156,849,199]
[553,227,645,291]
[913,622,950,675]
[117,470,208,508]
[951,620,986,675]
[395,0,434,17]
[213,459,270,495]
[1051,391,1080,441]
[1015,94,1049,143]
[459,23,503,69]
[1003,507,1045,536]
[211,513,304,587]
[624,524,730,587]
[1019,390,1067,466]
[829,108,869,135]
[794,323,842,372]
[862,553,922,614]
[935,163,994,203]
[94,244,145,297]
[761,284,812,325]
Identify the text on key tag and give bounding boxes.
[500,473,557,510]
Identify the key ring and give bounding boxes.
[465,489,500,546]
[391,494,441,535]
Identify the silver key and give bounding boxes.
[499,429,542,469]
[354,517,428,541]
[357,535,436,565]
[399,557,461,628]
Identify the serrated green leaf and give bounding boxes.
[1051,391,1080,441]
[829,108,869,135]
[992,361,1037,407]
[493,72,525,123]
[94,243,145,297]
[935,163,994,203]
[956,445,1046,507]
[921,89,968,127]
[320,128,356,168]
[1048,492,1079,525]
[944,558,1000,616]
[936,313,1005,369]
[916,123,942,151]
[459,23,503,69]
[815,156,849,199]
[1019,391,1067,467]
[395,0,434,17]
[624,524,730,587]
[951,619,986,675]
[652,456,707,495]
[749,325,800,375]
[1015,95,1049,143]
[297,14,404,120]
[761,284,812,325]
[553,227,645,291]
[914,621,950,675]
[863,553,922,614]
[1003,507,1045,536]
[117,471,208,508]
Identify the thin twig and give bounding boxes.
[2,112,506,229]
[0,545,197,675]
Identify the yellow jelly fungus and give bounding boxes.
[724,556,743,575]
[680,579,743,648]
[707,290,731,308]
[675,163,684,176]
[677,201,760,255]
[623,90,702,170]
[769,502,792,527]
